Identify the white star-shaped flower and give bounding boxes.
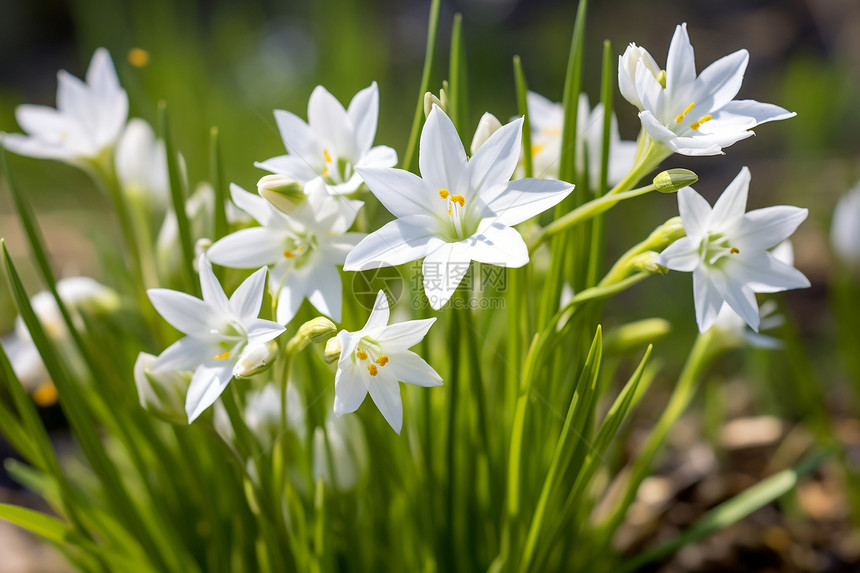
[655,167,810,332]
[344,106,574,309]
[207,178,365,324]
[333,291,442,434]
[255,82,397,195]
[3,48,128,166]
[148,254,285,422]
[620,23,795,156]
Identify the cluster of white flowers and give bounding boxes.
[2,21,814,435]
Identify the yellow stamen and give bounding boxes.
[367,364,378,376]
[690,114,712,131]
[128,48,150,68]
[323,167,330,178]
[33,381,58,407]
[690,122,700,130]
[730,247,740,255]
[451,194,465,207]
[323,149,332,162]
[215,351,231,360]
[676,102,696,123]
[439,188,449,199]
[448,205,453,216]
[356,349,368,360]
[698,114,712,124]
[284,250,295,258]
[376,355,389,366]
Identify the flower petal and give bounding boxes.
[692,266,724,333]
[334,361,368,415]
[344,216,443,271]
[711,166,750,231]
[307,263,343,322]
[199,255,231,314]
[716,274,760,332]
[655,237,700,272]
[154,336,216,372]
[229,266,269,324]
[481,178,574,227]
[692,49,748,113]
[207,227,287,269]
[666,23,696,94]
[461,220,528,268]
[375,317,435,349]
[366,372,403,434]
[734,206,808,251]
[308,85,356,159]
[354,166,435,219]
[246,318,286,344]
[274,109,324,165]
[363,291,390,332]
[468,117,523,196]
[148,288,213,336]
[254,155,320,183]
[677,187,712,239]
[723,252,810,294]
[419,106,467,193]
[347,82,379,154]
[186,362,234,423]
[422,242,471,310]
[229,183,275,226]
[388,350,443,387]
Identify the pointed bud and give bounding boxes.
[233,340,279,379]
[653,169,698,193]
[604,318,671,354]
[631,251,666,274]
[470,113,503,155]
[257,174,306,214]
[134,352,191,424]
[324,337,341,364]
[650,216,686,247]
[286,317,338,355]
[423,88,449,118]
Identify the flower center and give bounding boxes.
[438,188,467,238]
[675,102,713,132]
[699,232,739,265]
[322,148,353,184]
[354,341,390,377]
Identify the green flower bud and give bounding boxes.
[233,340,279,379]
[653,169,698,193]
[257,174,306,214]
[423,88,449,118]
[631,251,666,274]
[604,318,671,354]
[286,317,338,355]
[324,337,341,364]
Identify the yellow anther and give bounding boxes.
[323,149,332,162]
[367,364,378,376]
[730,247,740,255]
[676,102,696,123]
[356,349,368,360]
[699,114,712,124]
[128,47,150,68]
[448,205,453,216]
[376,355,389,366]
[323,167,330,178]
[439,188,449,199]
[451,194,465,207]
[690,122,700,130]
[215,351,231,360]
[284,250,295,258]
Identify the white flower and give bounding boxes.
[313,413,368,491]
[621,23,795,156]
[148,254,285,423]
[344,106,574,309]
[831,182,860,267]
[525,91,637,187]
[134,352,191,424]
[255,82,397,195]
[115,118,169,207]
[214,382,306,449]
[207,178,365,324]
[655,167,809,332]
[3,48,128,165]
[333,291,442,434]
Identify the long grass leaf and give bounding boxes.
[513,56,533,178]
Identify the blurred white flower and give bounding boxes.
[831,182,860,267]
[115,118,169,208]
[525,91,637,188]
[207,179,365,324]
[256,82,397,195]
[3,48,128,166]
[147,254,285,422]
[214,382,306,450]
[344,106,574,309]
[134,352,191,424]
[313,413,368,491]
[655,167,809,332]
[333,291,441,434]
[620,23,795,156]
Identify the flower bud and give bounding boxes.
[134,352,191,424]
[257,174,306,214]
[618,44,663,110]
[286,317,338,355]
[233,340,279,379]
[470,113,503,155]
[324,337,341,364]
[631,251,666,274]
[423,88,449,118]
[653,169,698,194]
[647,216,686,249]
[604,318,671,354]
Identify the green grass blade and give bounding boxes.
[513,56,533,178]
[0,503,74,544]
[210,126,229,242]
[618,450,831,573]
[400,0,441,172]
[447,12,468,140]
[159,101,198,293]
[557,0,588,183]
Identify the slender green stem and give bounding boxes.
[513,56,533,179]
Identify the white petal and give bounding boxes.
[419,107,468,193]
[692,266,724,333]
[656,237,700,271]
[354,166,435,219]
[199,255,231,314]
[481,178,574,227]
[334,362,368,415]
[343,217,442,271]
[86,48,121,97]
[717,275,760,332]
[712,100,796,128]
[154,336,216,372]
[666,23,696,94]
[367,372,403,434]
[468,117,523,196]
[254,155,320,183]
[347,82,379,154]
[355,144,398,169]
[186,362,234,423]
[274,109,324,164]
[461,220,528,268]
[388,350,443,387]
[308,85,356,159]
[229,266,269,324]
[148,288,212,336]
[724,252,810,294]
[363,291,390,331]
[230,183,275,226]
[245,318,286,344]
[677,187,712,239]
[275,278,309,326]
[692,49,748,113]
[207,227,287,269]
[307,264,343,321]
[375,317,436,349]
[422,242,471,309]
[735,206,808,251]
[638,111,724,156]
[711,167,750,231]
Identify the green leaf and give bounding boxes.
[209,126,229,243]
[447,12,469,141]
[401,0,441,172]
[513,56,533,179]
[0,503,72,544]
